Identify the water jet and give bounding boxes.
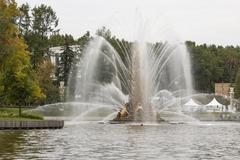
[69,25,193,123]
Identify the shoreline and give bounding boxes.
[0,120,64,130]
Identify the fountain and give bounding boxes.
[24,16,194,123]
[68,20,193,123]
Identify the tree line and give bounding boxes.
[187,41,240,95]
[0,0,90,106]
[1,0,240,107]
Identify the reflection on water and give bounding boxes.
[0,122,240,160]
[0,131,24,159]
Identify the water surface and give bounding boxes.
[0,122,240,160]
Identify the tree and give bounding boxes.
[18,3,31,36]
[1,47,45,106]
[225,47,240,83]
[31,4,59,36]
[235,70,240,99]
[36,60,60,103]
[0,0,45,114]
[96,26,111,40]
[17,4,59,68]
[0,0,18,64]
[77,31,91,50]
[31,4,59,67]
[58,38,75,85]
[49,33,65,47]
[186,42,224,92]
[27,32,49,68]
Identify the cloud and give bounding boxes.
[16,0,240,45]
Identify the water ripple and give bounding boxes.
[0,122,240,159]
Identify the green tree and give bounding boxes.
[224,47,240,83]
[235,70,240,99]
[77,31,91,52]
[18,3,31,36]
[0,0,18,64]
[186,41,225,92]
[96,26,111,40]
[32,4,59,36]
[36,60,60,103]
[49,33,65,47]
[30,4,59,67]
[0,0,45,114]
[49,33,77,47]
[27,32,49,68]
[18,4,59,68]
[1,46,45,106]
[58,38,75,85]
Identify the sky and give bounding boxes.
[16,0,240,46]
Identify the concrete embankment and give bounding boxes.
[0,120,64,129]
[193,112,240,121]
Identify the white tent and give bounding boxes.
[184,98,201,106]
[205,98,223,106]
[183,98,201,112]
[205,98,225,112]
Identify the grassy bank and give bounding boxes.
[0,108,43,120]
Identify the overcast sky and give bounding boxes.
[16,0,240,46]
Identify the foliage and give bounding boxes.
[77,31,91,51]
[49,34,76,47]
[2,1,240,107]
[234,70,240,99]
[96,26,111,39]
[31,4,59,36]
[18,3,31,35]
[58,38,76,85]
[0,0,45,106]
[1,45,45,105]
[186,41,240,92]
[18,3,59,68]
[36,60,60,104]
[49,34,65,47]
[17,2,62,104]
[0,0,19,64]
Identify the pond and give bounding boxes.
[0,122,240,160]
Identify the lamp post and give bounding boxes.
[229,87,234,112]
[59,81,65,101]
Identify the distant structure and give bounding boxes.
[215,83,237,112]
[204,97,225,112]
[229,87,236,112]
[49,45,81,67]
[48,45,81,80]
[59,81,65,101]
[215,83,231,97]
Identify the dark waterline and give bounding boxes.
[0,122,240,160]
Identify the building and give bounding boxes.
[215,83,237,112]
[215,83,231,96]
[48,45,81,67]
[48,45,81,80]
